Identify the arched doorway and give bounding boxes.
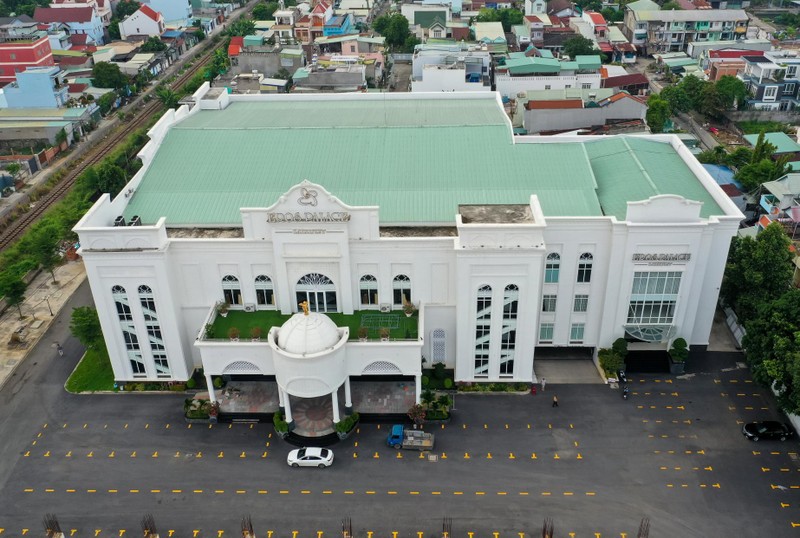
[295,273,337,312]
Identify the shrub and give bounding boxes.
[335,412,359,433]
[186,377,197,389]
[421,375,430,388]
[432,362,446,380]
[184,398,211,419]
[612,338,628,360]
[170,383,186,391]
[443,378,453,389]
[598,348,625,377]
[357,326,368,339]
[670,337,689,363]
[273,411,289,433]
[213,376,223,389]
[421,389,435,404]
[133,383,145,391]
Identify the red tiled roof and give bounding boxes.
[228,37,243,56]
[601,73,649,88]
[68,82,88,92]
[598,42,613,52]
[526,99,583,110]
[709,48,753,59]
[56,55,91,66]
[586,12,606,25]
[614,43,637,52]
[297,14,311,25]
[720,183,743,197]
[138,4,161,22]
[34,6,94,24]
[524,15,543,23]
[69,33,88,45]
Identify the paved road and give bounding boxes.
[0,283,798,537]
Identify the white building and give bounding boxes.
[74,89,742,425]
[411,44,491,92]
[118,5,165,40]
[495,55,602,99]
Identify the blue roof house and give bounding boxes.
[323,14,353,37]
[0,66,68,109]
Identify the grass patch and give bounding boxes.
[65,347,115,393]
[209,310,419,341]
[737,120,793,135]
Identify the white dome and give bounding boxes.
[276,312,341,355]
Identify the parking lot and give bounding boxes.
[1,332,799,537]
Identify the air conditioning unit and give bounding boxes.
[379,303,391,313]
[243,303,256,312]
[114,215,126,227]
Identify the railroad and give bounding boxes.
[0,42,217,253]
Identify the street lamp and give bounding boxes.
[44,296,54,316]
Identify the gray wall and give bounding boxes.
[234,51,304,77]
[523,98,646,133]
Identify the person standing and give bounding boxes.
[541,378,546,392]
[552,395,558,408]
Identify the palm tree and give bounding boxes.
[156,87,180,109]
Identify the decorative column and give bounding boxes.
[344,377,353,414]
[278,386,285,414]
[332,387,340,425]
[283,390,294,428]
[206,373,217,403]
[415,374,422,404]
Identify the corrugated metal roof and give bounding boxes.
[744,132,800,154]
[123,97,724,226]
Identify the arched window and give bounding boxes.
[545,253,560,283]
[254,275,274,306]
[393,274,411,307]
[296,273,337,313]
[112,285,145,377]
[360,274,378,306]
[500,285,518,377]
[474,285,492,378]
[222,275,242,305]
[577,253,593,283]
[138,284,169,377]
[112,285,132,321]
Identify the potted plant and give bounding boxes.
[402,295,417,317]
[335,412,360,440]
[357,326,368,341]
[669,337,689,375]
[379,327,390,341]
[217,301,230,318]
[250,326,262,341]
[228,327,240,341]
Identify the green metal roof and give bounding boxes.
[414,11,446,28]
[575,55,602,70]
[743,132,800,155]
[123,97,724,226]
[505,57,561,75]
[625,0,660,11]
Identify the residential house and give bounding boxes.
[703,49,750,81]
[495,54,602,98]
[540,26,580,55]
[292,63,366,91]
[231,43,306,79]
[34,7,105,45]
[752,173,800,241]
[119,5,166,40]
[738,50,800,111]
[582,11,610,53]
[0,18,55,86]
[517,88,647,134]
[294,2,331,44]
[318,52,384,84]
[49,0,112,26]
[609,26,636,64]
[315,34,385,55]
[547,0,579,19]
[411,43,491,91]
[401,4,452,40]
[686,38,771,59]
[524,0,546,15]
[473,21,506,52]
[447,21,470,41]
[52,48,94,71]
[335,0,371,25]
[0,66,67,108]
[139,0,192,27]
[744,132,800,161]
[623,0,749,55]
[601,71,649,94]
[0,106,92,148]
[423,0,462,17]
[323,14,353,36]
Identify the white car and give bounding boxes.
[287,447,334,468]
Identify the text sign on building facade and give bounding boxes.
[632,253,691,265]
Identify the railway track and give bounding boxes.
[0,46,216,253]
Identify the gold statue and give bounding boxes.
[299,300,310,315]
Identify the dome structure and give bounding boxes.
[277,309,341,356]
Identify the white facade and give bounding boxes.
[74,90,743,391]
[495,72,601,98]
[119,7,165,39]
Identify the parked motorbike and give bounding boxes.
[618,370,628,384]
[622,386,630,400]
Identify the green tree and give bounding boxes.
[742,289,800,414]
[372,13,412,50]
[715,75,747,110]
[5,162,20,178]
[720,222,793,324]
[97,91,117,115]
[562,35,596,58]
[0,273,26,319]
[29,224,61,283]
[115,0,140,18]
[273,67,291,80]
[696,146,727,165]
[724,146,753,170]
[92,62,129,90]
[193,29,206,42]
[478,7,525,31]
[108,18,121,40]
[85,162,127,196]
[252,1,278,19]
[659,84,691,114]
[677,74,707,110]
[645,94,671,133]
[751,131,777,163]
[226,18,256,37]
[56,128,68,146]
[699,82,725,119]
[736,157,791,191]
[140,36,167,52]
[156,86,179,109]
[661,0,682,8]
[70,306,103,349]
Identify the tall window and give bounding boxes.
[626,271,682,342]
[573,294,589,312]
[393,274,412,306]
[544,253,560,283]
[254,275,275,306]
[539,323,554,343]
[360,274,379,306]
[113,285,145,378]
[570,323,585,344]
[431,328,446,363]
[500,285,518,377]
[296,273,337,313]
[542,294,557,312]
[222,275,242,305]
[577,253,593,283]
[139,285,169,378]
[474,285,492,378]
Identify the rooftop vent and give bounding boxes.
[129,215,141,226]
[114,215,126,227]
